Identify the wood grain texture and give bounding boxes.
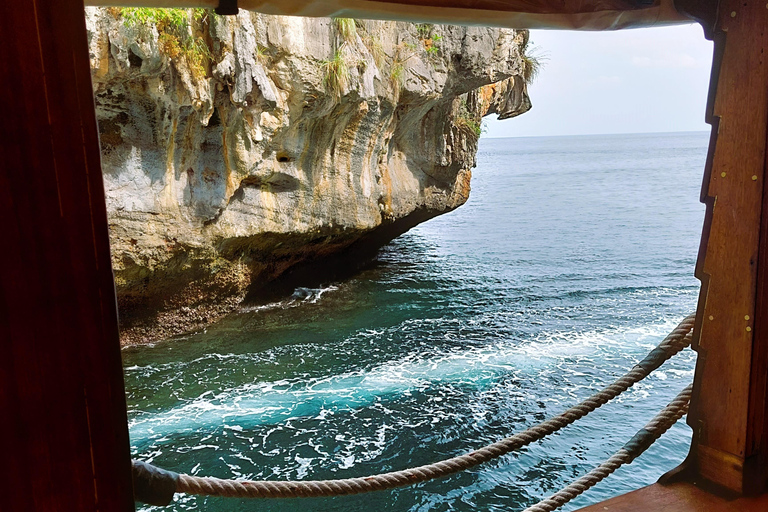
[576,482,768,512]
[747,31,768,490]
[689,0,768,495]
[366,0,647,14]
[0,0,134,510]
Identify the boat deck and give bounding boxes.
[577,482,768,512]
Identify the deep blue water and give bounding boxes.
[122,131,708,511]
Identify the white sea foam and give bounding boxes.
[238,285,339,314]
[129,317,688,448]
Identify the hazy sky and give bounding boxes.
[485,23,714,138]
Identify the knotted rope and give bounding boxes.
[522,383,693,512]
[133,314,695,505]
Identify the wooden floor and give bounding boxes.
[576,482,768,512]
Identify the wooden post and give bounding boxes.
[0,0,135,510]
[688,0,768,495]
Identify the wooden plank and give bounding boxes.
[747,54,768,492]
[0,0,134,510]
[354,0,648,14]
[576,482,768,512]
[689,0,768,495]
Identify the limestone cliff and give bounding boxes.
[84,8,532,344]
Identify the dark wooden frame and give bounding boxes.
[2,0,768,509]
[0,0,134,510]
[681,0,768,495]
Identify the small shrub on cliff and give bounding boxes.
[455,101,482,140]
[184,38,212,77]
[120,8,212,78]
[455,117,482,139]
[416,23,433,39]
[122,7,189,29]
[424,35,442,56]
[158,32,182,59]
[321,50,349,98]
[415,23,442,58]
[156,32,210,78]
[121,8,208,30]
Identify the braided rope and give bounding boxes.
[522,383,693,512]
[173,314,695,499]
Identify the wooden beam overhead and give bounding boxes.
[84,0,689,30]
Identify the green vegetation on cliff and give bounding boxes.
[118,7,213,78]
[86,7,533,343]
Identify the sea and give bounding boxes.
[122,131,708,511]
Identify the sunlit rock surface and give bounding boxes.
[85,8,532,343]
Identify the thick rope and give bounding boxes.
[170,314,695,499]
[522,383,693,512]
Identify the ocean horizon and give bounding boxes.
[482,129,709,140]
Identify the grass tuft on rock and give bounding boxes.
[333,18,358,44]
[455,100,483,140]
[322,50,349,98]
[520,39,546,84]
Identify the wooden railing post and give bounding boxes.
[687,0,768,495]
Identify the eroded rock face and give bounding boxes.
[85,8,531,344]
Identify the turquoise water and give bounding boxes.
[123,131,708,511]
